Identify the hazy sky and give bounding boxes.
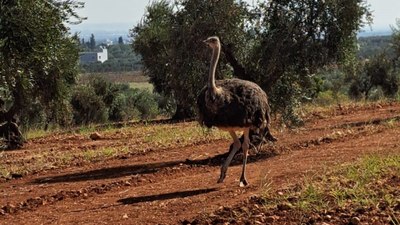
[74,0,400,32]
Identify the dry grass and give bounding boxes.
[1,122,229,180]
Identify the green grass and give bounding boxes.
[102,147,116,157]
[26,128,58,140]
[263,154,400,212]
[313,90,350,106]
[26,124,113,141]
[82,147,122,161]
[128,82,153,91]
[141,124,229,147]
[25,125,98,140]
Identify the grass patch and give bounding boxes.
[313,90,350,106]
[141,123,229,147]
[1,122,230,180]
[76,125,100,135]
[188,154,400,224]
[26,124,103,140]
[262,154,400,219]
[82,149,99,161]
[102,147,116,157]
[129,82,153,91]
[76,146,126,163]
[25,128,62,140]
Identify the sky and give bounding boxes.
[72,0,400,34]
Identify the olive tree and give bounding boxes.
[132,0,371,122]
[392,19,400,57]
[132,0,251,119]
[348,18,400,100]
[0,0,84,148]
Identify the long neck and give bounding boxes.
[208,43,220,94]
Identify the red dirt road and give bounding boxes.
[1,103,400,224]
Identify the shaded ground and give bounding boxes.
[1,102,400,224]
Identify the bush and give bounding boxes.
[349,55,399,100]
[128,89,159,120]
[71,74,162,124]
[71,86,108,125]
[268,73,305,127]
[156,94,176,117]
[109,93,140,121]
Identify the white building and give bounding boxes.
[79,47,108,64]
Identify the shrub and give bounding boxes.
[128,89,159,120]
[156,93,177,117]
[109,93,140,121]
[71,85,108,125]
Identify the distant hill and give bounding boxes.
[358,30,392,37]
[70,23,393,61]
[70,23,133,43]
[70,22,392,42]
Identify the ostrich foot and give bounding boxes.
[239,176,248,187]
[217,173,226,183]
[239,180,248,187]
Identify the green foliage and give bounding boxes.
[109,92,140,121]
[391,19,400,61]
[314,90,349,106]
[268,72,304,127]
[118,36,124,45]
[80,44,142,73]
[245,0,371,123]
[0,0,83,134]
[132,0,250,119]
[70,85,108,125]
[358,36,393,59]
[72,76,160,124]
[89,34,96,50]
[349,54,399,100]
[349,20,400,101]
[108,85,160,121]
[129,88,159,120]
[132,0,371,122]
[88,75,119,107]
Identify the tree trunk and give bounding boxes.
[0,121,24,150]
[0,102,24,150]
[221,41,283,92]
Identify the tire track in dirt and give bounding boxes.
[1,103,400,224]
[2,122,399,225]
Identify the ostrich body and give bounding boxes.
[197,36,275,186]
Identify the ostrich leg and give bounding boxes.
[218,130,241,183]
[239,128,250,187]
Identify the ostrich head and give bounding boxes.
[203,36,220,49]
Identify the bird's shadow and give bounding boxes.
[32,145,277,184]
[117,188,218,205]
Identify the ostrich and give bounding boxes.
[197,36,276,187]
